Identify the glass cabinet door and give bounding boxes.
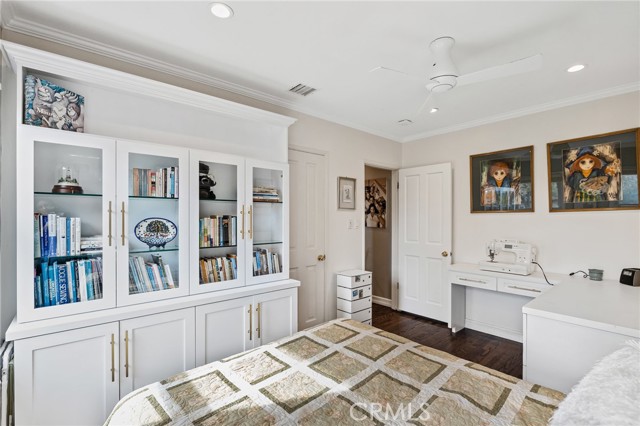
[116,141,189,306]
[246,160,289,285]
[18,126,116,322]
[190,151,245,293]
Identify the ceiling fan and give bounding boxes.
[372,36,543,115]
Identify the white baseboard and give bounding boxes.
[464,319,523,343]
[372,296,392,307]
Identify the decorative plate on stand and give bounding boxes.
[134,218,177,249]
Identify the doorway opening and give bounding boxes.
[364,165,394,308]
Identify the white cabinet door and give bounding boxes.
[398,163,452,321]
[195,296,253,366]
[119,308,195,397]
[116,140,190,307]
[245,159,290,286]
[14,322,120,426]
[254,288,298,347]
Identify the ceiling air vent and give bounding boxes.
[289,83,317,96]
[397,119,413,126]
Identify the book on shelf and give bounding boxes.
[199,254,238,284]
[253,186,280,202]
[131,167,179,198]
[128,254,175,294]
[199,215,237,248]
[252,248,282,276]
[33,257,103,308]
[34,213,82,258]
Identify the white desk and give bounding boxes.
[448,263,562,341]
[523,276,640,393]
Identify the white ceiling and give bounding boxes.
[2,1,639,142]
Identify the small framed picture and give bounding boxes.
[470,146,534,213]
[338,176,356,209]
[547,128,639,212]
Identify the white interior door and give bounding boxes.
[289,149,326,330]
[398,163,452,321]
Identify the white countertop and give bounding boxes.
[523,275,640,337]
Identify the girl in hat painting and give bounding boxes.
[566,146,616,203]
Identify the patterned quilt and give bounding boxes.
[105,319,564,425]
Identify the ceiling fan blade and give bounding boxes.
[369,66,424,82]
[415,92,433,116]
[457,53,542,87]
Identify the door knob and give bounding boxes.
[317,254,326,261]
[441,251,449,257]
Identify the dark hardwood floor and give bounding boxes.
[372,304,523,378]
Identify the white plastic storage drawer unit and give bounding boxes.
[337,269,372,324]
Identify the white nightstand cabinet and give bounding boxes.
[337,270,373,324]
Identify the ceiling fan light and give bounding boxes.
[210,2,234,19]
[567,64,585,73]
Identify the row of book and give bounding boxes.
[199,215,237,248]
[199,255,238,284]
[129,254,176,294]
[34,258,103,308]
[131,167,179,198]
[253,186,280,202]
[252,248,282,276]
[34,213,83,258]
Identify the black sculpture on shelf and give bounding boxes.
[199,162,217,200]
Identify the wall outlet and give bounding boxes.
[348,218,354,229]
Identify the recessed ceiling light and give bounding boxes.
[210,2,234,19]
[397,119,413,126]
[430,108,439,113]
[567,64,586,73]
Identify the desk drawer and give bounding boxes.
[337,308,372,322]
[337,273,372,288]
[450,272,497,291]
[498,279,550,298]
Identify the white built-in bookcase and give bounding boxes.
[3,41,299,425]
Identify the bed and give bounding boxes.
[105,319,564,425]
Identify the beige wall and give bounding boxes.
[364,166,392,299]
[402,91,640,280]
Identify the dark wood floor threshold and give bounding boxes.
[372,303,523,378]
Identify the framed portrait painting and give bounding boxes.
[338,176,356,209]
[470,146,534,213]
[547,128,639,212]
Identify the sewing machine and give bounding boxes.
[479,239,537,275]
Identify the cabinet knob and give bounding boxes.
[441,251,449,257]
[317,254,326,261]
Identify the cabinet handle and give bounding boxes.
[256,303,261,339]
[459,277,487,284]
[248,304,253,340]
[240,205,245,239]
[248,205,253,239]
[121,202,126,246]
[507,285,541,293]
[110,333,115,382]
[124,330,130,378]
[108,201,113,247]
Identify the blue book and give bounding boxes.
[145,265,158,290]
[95,258,103,299]
[85,260,95,300]
[66,261,77,303]
[41,215,49,258]
[48,265,57,305]
[66,218,71,256]
[41,262,50,307]
[55,262,69,305]
[34,273,42,308]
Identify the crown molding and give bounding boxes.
[401,83,640,143]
